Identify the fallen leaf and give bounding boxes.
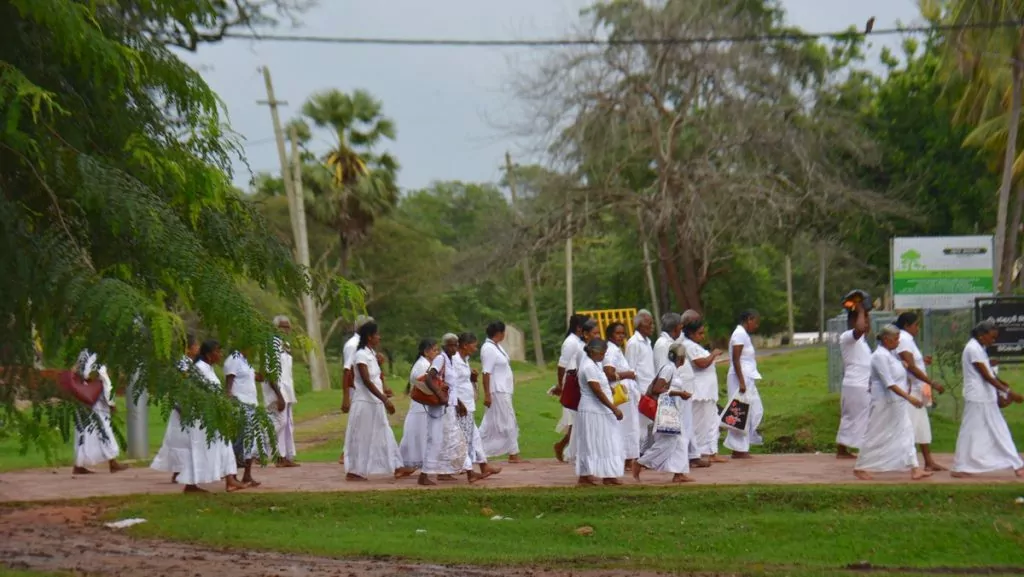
[575,526,594,536]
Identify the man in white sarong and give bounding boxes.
[836,305,871,459]
[264,315,299,467]
[626,310,656,453]
[72,350,128,475]
[952,319,1024,478]
[479,321,522,462]
[338,314,373,463]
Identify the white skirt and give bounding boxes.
[479,392,520,457]
[836,386,871,449]
[399,404,428,469]
[343,399,403,477]
[619,385,641,460]
[724,375,764,453]
[691,399,720,455]
[422,406,464,475]
[74,401,120,467]
[173,424,238,486]
[270,403,297,460]
[908,404,932,445]
[679,397,700,460]
[854,399,919,473]
[151,409,190,473]
[638,397,690,474]
[952,400,1024,474]
[457,413,488,465]
[232,403,265,461]
[556,407,578,461]
[574,407,624,478]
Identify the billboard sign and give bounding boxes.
[892,236,994,310]
[975,297,1024,362]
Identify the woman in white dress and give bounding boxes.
[263,316,299,468]
[853,325,931,481]
[400,338,437,474]
[180,340,246,493]
[452,332,502,479]
[224,349,266,487]
[152,333,200,483]
[479,321,522,462]
[894,312,947,471]
[726,310,764,459]
[575,338,625,486]
[421,333,477,484]
[633,343,695,483]
[344,322,408,481]
[603,322,640,470]
[836,305,872,459]
[951,319,1024,478]
[681,320,726,463]
[72,349,128,475]
[553,314,589,462]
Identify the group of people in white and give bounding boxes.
[67,301,1022,491]
[837,306,1024,479]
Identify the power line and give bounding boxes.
[222,19,1024,48]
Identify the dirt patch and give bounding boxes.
[0,505,724,577]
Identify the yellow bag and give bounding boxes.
[612,383,629,406]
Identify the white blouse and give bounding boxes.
[194,360,221,388]
[352,347,384,404]
[728,325,761,380]
[578,356,613,413]
[407,356,430,414]
[602,342,637,394]
[895,330,927,397]
[625,332,655,388]
[223,352,259,406]
[869,347,908,404]
[451,352,476,412]
[262,337,297,407]
[683,338,718,401]
[962,338,996,404]
[481,339,514,394]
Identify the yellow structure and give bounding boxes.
[577,308,638,339]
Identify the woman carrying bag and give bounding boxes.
[632,343,694,483]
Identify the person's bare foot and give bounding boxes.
[417,473,437,486]
[72,467,94,475]
[602,478,623,485]
[836,452,857,460]
[437,474,457,481]
[951,471,973,478]
[276,459,301,468]
[483,465,502,476]
[709,455,730,464]
[925,462,947,472]
[183,484,207,493]
[911,468,933,481]
[691,458,711,468]
[553,442,565,463]
[345,473,367,482]
[109,461,129,473]
[225,477,247,492]
[171,473,179,484]
[577,476,598,486]
[467,471,485,484]
[338,454,344,465]
[508,455,527,464]
[394,467,416,479]
[732,452,752,460]
[632,461,643,481]
[1015,468,1024,478]
[243,479,261,488]
[853,470,873,481]
[672,474,696,483]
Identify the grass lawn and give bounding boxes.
[112,485,1024,574]
[5,347,1024,470]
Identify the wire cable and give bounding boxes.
[222,19,1024,48]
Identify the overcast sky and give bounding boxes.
[178,0,923,192]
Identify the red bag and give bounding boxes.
[559,370,581,411]
[638,394,658,420]
[55,370,103,407]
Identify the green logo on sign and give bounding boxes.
[899,249,925,271]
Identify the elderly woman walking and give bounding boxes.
[575,338,625,486]
[633,343,695,483]
[854,325,931,481]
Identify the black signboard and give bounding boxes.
[975,297,1024,363]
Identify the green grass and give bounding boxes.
[6,348,1023,470]
[111,485,1024,574]
[0,569,70,577]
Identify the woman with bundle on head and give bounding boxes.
[603,321,640,469]
[575,338,625,486]
[633,342,695,483]
[72,348,128,475]
[835,304,872,459]
[951,319,1024,478]
[178,340,246,492]
[681,320,726,463]
[343,322,411,481]
[399,338,437,475]
[853,325,931,481]
[894,312,946,471]
[152,333,201,483]
[479,321,522,463]
[726,310,764,459]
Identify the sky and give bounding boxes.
[179,0,924,192]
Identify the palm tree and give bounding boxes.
[300,89,400,277]
[924,0,1024,293]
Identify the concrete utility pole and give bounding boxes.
[785,253,795,344]
[818,243,827,343]
[638,208,661,324]
[566,211,574,326]
[506,152,545,367]
[258,65,329,391]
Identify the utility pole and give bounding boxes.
[785,253,795,345]
[637,208,661,324]
[818,243,827,343]
[258,65,328,391]
[566,210,574,326]
[506,152,545,367]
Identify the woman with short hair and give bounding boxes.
[633,342,695,483]
[479,321,521,462]
[853,325,931,481]
[725,310,764,459]
[951,320,1024,478]
[575,338,625,486]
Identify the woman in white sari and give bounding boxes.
[479,321,521,462]
[853,325,931,481]
[633,343,694,483]
[343,322,408,481]
[681,320,726,463]
[575,338,625,486]
[553,314,589,463]
[152,333,200,483]
[72,349,128,475]
[951,320,1024,478]
[421,333,478,484]
[894,312,946,471]
[400,338,437,475]
[452,332,502,480]
[725,310,764,458]
[603,322,640,470]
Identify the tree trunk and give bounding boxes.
[339,233,352,280]
[995,61,1023,295]
[785,253,795,345]
[637,209,661,323]
[1005,181,1024,289]
[656,230,686,313]
[676,244,703,313]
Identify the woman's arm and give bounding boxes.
[587,379,623,419]
[482,372,492,408]
[357,362,394,412]
[647,377,669,397]
[973,361,1022,402]
[897,351,945,394]
[731,344,746,393]
[225,375,235,397]
[887,384,923,408]
[690,350,719,370]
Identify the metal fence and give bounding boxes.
[825,307,974,419]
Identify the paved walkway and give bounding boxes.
[1,453,1019,502]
